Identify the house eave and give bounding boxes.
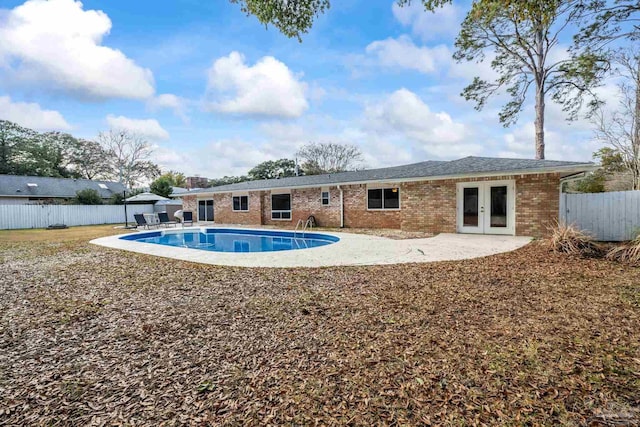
[172,164,598,198]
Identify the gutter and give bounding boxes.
[337,185,344,228]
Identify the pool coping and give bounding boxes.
[90,226,532,268]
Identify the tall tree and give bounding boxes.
[97,129,160,188]
[453,0,604,159]
[150,176,174,197]
[591,48,640,189]
[296,142,363,175]
[248,159,297,180]
[70,139,111,180]
[158,171,187,187]
[0,120,35,175]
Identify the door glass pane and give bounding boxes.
[206,200,214,221]
[463,187,479,226]
[198,201,205,222]
[490,186,507,227]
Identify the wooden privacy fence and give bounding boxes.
[0,204,155,230]
[560,190,640,241]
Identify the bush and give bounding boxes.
[547,221,602,257]
[75,189,103,205]
[606,236,640,264]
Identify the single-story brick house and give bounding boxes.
[0,174,125,204]
[173,156,596,237]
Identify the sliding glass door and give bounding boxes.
[198,199,214,222]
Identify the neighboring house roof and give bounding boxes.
[174,156,596,196]
[0,174,125,199]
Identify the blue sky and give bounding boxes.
[0,0,619,178]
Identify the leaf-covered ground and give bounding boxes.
[0,226,639,426]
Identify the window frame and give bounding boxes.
[271,192,292,221]
[232,195,249,212]
[321,189,330,206]
[366,186,401,211]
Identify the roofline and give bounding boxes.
[0,194,116,198]
[173,164,598,197]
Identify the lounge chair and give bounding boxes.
[158,212,177,227]
[134,213,150,229]
[182,211,194,227]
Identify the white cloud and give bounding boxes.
[0,95,70,130]
[147,93,189,123]
[365,35,451,74]
[391,1,463,42]
[364,88,469,146]
[106,115,169,140]
[205,51,308,118]
[0,0,154,99]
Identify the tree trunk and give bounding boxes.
[634,57,640,190]
[535,82,545,160]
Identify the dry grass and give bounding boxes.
[0,224,127,243]
[607,236,640,265]
[0,226,639,425]
[548,221,603,257]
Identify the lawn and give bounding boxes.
[0,226,639,425]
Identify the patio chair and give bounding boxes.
[134,213,149,229]
[182,211,194,227]
[158,212,177,227]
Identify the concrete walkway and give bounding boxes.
[91,227,532,268]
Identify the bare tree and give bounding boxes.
[97,129,160,188]
[296,142,364,175]
[592,48,640,190]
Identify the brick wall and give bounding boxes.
[212,191,262,225]
[261,187,342,228]
[181,195,197,214]
[514,173,560,236]
[180,173,560,237]
[342,184,402,229]
[399,173,561,237]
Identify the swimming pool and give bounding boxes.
[120,228,339,253]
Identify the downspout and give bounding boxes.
[337,185,344,228]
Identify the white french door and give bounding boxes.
[457,180,515,235]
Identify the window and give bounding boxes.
[367,187,400,210]
[271,193,291,220]
[98,183,108,189]
[27,183,38,188]
[232,195,249,211]
[321,190,330,206]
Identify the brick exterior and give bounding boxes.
[178,173,561,237]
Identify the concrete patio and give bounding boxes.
[92,226,532,268]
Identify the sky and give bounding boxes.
[0,0,625,178]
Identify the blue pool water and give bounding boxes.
[120,228,339,253]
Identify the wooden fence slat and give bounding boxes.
[0,204,155,230]
[561,190,640,241]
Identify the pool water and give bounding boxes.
[120,228,339,253]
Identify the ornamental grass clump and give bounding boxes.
[606,235,640,265]
[548,222,602,257]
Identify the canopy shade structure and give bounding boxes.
[125,192,169,202]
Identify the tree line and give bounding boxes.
[0,120,161,188]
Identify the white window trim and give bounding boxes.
[271,192,292,221]
[321,189,330,206]
[232,195,249,212]
[366,186,401,211]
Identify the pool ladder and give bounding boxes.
[294,218,314,239]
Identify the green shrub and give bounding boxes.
[75,189,103,205]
